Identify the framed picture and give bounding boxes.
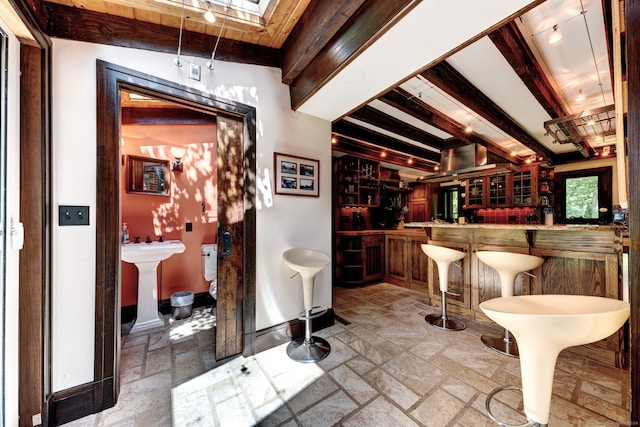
[274,152,319,197]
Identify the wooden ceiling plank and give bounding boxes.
[289,0,419,110]
[333,120,440,163]
[268,0,311,48]
[281,0,367,84]
[45,2,281,67]
[349,105,444,151]
[421,61,557,164]
[380,88,517,163]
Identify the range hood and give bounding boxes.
[420,144,520,183]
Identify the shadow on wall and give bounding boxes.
[121,123,218,305]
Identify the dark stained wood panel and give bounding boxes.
[626,0,640,422]
[19,44,46,427]
[281,0,367,84]
[121,107,217,125]
[45,2,280,68]
[216,115,245,359]
[289,0,419,110]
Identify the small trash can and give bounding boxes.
[171,291,194,320]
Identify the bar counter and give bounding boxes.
[335,222,628,369]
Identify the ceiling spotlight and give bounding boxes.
[434,165,440,171]
[548,24,562,44]
[203,0,216,22]
[204,10,216,22]
[331,136,337,144]
[381,151,387,158]
[407,158,413,165]
[464,124,472,134]
[575,89,585,102]
[510,149,517,156]
[586,119,595,126]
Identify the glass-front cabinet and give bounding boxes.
[466,178,484,208]
[513,168,534,206]
[487,174,510,207]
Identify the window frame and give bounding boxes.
[555,166,613,224]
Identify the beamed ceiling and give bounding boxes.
[21,0,627,177]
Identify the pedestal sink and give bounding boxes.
[121,240,186,333]
[480,295,629,426]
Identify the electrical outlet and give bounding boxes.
[186,222,193,232]
[189,63,201,81]
[59,205,90,226]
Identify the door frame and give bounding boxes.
[49,60,256,423]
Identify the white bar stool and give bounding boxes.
[481,295,629,427]
[282,248,331,363]
[421,244,467,331]
[476,251,544,357]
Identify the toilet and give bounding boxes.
[201,244,218,311]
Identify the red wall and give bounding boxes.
[120,123,217,306]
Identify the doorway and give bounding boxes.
[88,61,256,414]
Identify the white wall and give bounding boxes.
[51,39,332,392]
[1,16,23,427]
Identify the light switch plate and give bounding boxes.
[59,205,90,226]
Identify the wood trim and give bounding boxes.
[44,2,280,68]
[19,43,48,427]
[627,0,640,422]
[46,60,258,425]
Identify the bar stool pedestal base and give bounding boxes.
[286,337,331,363]
[481,330,519,357]
[425,313,466,331]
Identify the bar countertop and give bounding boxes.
[402,222,625,232]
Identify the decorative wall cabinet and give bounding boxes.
[336,156,380,207]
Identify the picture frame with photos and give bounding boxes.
[274,152,319,197]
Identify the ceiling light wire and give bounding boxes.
[579,0,608,106]
[206,0,233,70]
[174,0,186,67]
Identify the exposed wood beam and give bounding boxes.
[348,105,444,151]
[489,21,566,118]
[422,61,558,164]
[333,137,433,172]
[332,120,440,163]
[281,0,367,84]
[489,21,593,157]
[380,88,517,163]
[44,2,280,68]
[289,0,419,110]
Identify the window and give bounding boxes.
[556,167,612,224]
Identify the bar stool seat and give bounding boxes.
[282,248,331,363]
[476,251,544,357]
[481,295,629,426]
[421,244,466,331]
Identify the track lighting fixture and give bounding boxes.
[548,24,562,44]
[174,0,186,67]
[575,89,585,102]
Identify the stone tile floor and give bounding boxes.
[62,283,630,426]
